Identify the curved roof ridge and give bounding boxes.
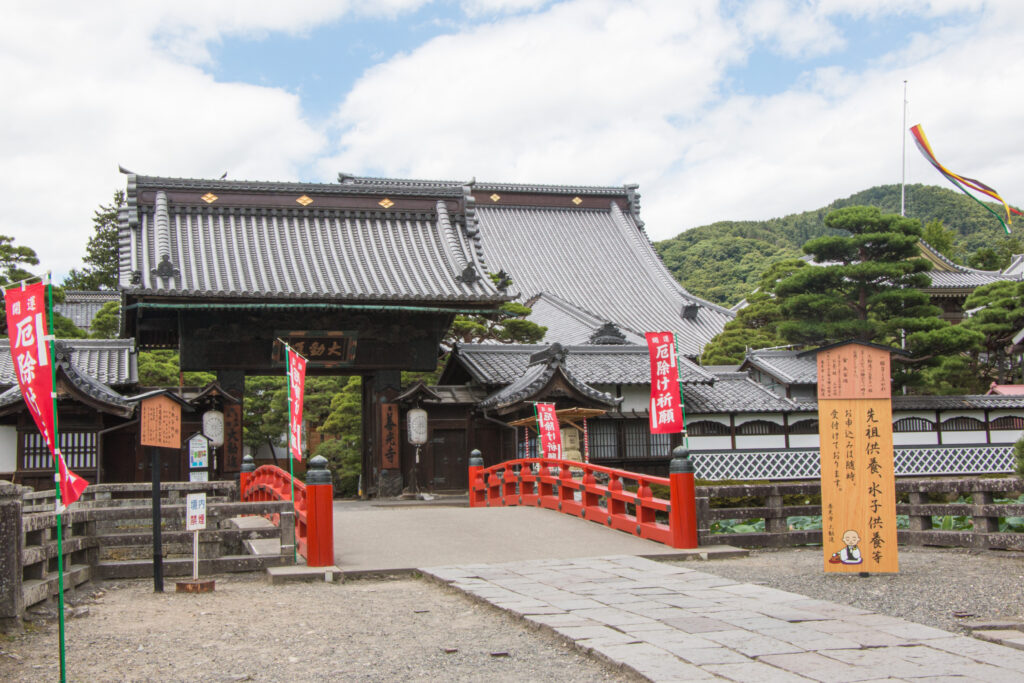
[918,238,1003,275]
[133,174,466,198]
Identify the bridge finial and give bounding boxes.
[468,449,484,468]
[240,454,255,473]
[306,455,332,486]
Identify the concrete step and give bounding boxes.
[96,554,290,579]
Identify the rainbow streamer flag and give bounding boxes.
[910,124,1019,234]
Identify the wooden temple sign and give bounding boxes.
[273,331,358,368]
[817,343,890,400]
[381,403,399,470]
[140,394,181,449]
[815,342,899,574]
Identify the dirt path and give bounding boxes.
[0,574,636,683]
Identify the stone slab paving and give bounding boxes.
[422,556,1024,682]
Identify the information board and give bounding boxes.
[381,403,399,470]
[140,395,181,449]
[816,343,899,573]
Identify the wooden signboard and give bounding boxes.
[381,403,399,470]
[140,395,181,449]
[816,344,899,573]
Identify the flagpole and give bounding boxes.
[44,273,67,683]
[901,80,908,217]
[285,344,297,564]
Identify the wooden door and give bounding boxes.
[428,429,467,491]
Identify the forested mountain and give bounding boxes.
[655,184,1023,306]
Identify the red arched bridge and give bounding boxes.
[239,448,700,568]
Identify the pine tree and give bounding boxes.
[63,191,123,290]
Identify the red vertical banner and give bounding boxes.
[287,349,307,461]
[535,403,562,459]
[5,282,88,506]
[645,332,683,434]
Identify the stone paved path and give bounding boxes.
[422,555,1024,682]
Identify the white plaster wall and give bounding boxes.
[688,435,732,450]
[941,430,987,445]
[894,432,939,446]
[789,434,819,448]
[736,435,786,449]
[990,429,1023,444]
[0,425,17,474]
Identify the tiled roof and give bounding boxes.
[0,339,136,387]
[472,199,732,355]
[118,174,511,305]
[477,344,622,411]
[452,343,715,386]
[526,293,645,346]
[0,341,135,416]
[741,349,818,385]
[683,372,813,414]
[918,239,1017,292]
[54,290,120,334]
[891,394,1024,410]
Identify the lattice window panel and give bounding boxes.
[692,444,1014,480]
[688,420,730,436]
[788,419,819,435]
[894,445,1014,475]
[894,417,936,432]
[21,431,97,470]
[736,419,785,435]
[990,416,1024,430]
[587,421,618,461]
[941,416,986,432]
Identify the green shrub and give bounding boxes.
[314,437,361,497]
[1015,436,1024,478]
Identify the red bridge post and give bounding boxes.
[239,455,255,500]
[468,450,485,508]
[304,455,335,567]
[669,447,699,549]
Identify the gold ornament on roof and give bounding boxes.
[572,196,583,205]
[490,193,501,202]
[296,195,313,206]
[201,192,218,204]
[378,198,395,209]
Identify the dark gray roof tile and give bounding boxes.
[0,339,136,387]
[741,349,818,385]
[454,343,714,386]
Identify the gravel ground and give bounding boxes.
[0,574,637,683]
[3,547,1022,682]
[668,545,1024,634]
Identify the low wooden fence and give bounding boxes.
[1,480,294,629]
[699,476,1024,549]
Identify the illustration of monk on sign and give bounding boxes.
[829,529,863,564]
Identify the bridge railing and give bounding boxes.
[468,447,699,549]
[238,455,335,567]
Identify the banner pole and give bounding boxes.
[44,274,67,683]
[285,344,297,564]
[675,337,689,449]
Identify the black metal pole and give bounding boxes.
[150,446,163,592]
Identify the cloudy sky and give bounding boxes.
[3,0,1021,278]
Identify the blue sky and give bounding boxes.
[2,1,1022,276]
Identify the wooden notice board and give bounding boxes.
[381,403,399,470]
[816,344,899,573]
[140,394,181,449]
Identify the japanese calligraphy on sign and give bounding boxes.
[645,332,684,434]
[535,403,563,459]
[141,394,181,449]
[817,343,899,574]
[5,282,89,507]
[381,403,399,469]
[186,492,207,531]
[287,348,307,462]
[274,331,357,368]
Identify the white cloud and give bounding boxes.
[4,0,1023,280]
[320,0,1024,239]
[0,1,431,277]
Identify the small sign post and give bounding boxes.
[140,394,182,593]
[176,492,215,593]
[188,433,210,482]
